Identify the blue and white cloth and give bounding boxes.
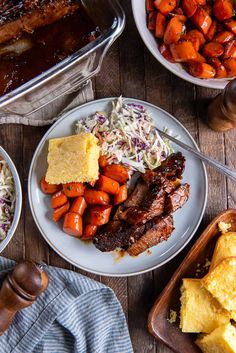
[0,257,133,353]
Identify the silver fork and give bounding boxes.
[156,127,236,183]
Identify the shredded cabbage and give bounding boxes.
[75,97,173,174]
[0,158,15,240]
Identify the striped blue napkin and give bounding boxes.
[0,257,133,353]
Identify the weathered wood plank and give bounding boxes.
[1,125,25,262]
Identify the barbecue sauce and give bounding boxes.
[0,8,99,95]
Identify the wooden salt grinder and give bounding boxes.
[0,260,49,335]
[207,79,236,132]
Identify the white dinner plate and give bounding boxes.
[28,97,208,277]
[131,0,231,90]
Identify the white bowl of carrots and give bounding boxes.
[40,157,129,240]
[132,0,236,89]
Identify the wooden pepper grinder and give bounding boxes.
[207,79,236,132]
[0,260,49,335]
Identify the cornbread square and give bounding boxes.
[46,133,100,184]
[180,279,230,333]
[202,257,236,321]
[210,233,236,270]
[195,323,236,353]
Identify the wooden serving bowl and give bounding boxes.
[148,209,236,353]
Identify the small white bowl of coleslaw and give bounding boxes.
[0,146,22,253]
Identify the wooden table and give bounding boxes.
[1,1,236,352]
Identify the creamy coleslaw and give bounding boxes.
[0,158,15,239]
[75,97,173,173]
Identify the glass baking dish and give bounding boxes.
[0,0,125,117]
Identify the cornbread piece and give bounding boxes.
[46,133,100,184]
[180,279,230,333]
[210,233,236,270]
[202,257,236,321]
[195,323,236,353]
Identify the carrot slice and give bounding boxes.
[223,40,236,59]
[114,185,128,205]
[52,201,70,222]
[51,191,67,209]
[99,155,108,168]
[186,62,216,79]
[154,0,176,15]
[97,175,120,195]
[202,42,224,58]
[88,180,96,187]
[84,189,110,205]
[62,182,85,198]
[159,43,175,62]
[163,17,184,45]
[90,205,112,226]
[170,41,198,62]
[146,0,155,12]
[214,31,234,44]
[182,0,198,18]
[155,12,166,38]
[224,58,236,77]
[202,4,212,16]
[224,19,236,35]
[40,176,61,194]
[103,164,129,184]
[147,11,156,31]
[191,7,212,35]
[181,30,205,51]
[208,58,227,78]
[196,0,206,4]
[189,53,206,63]
[205,20,217,41]
[63,213,83,237]
[70,196,87,216]
[213,0,233,21]
[82,224,98,240]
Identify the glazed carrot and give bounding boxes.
[63,212,83,237]
[52,201,70,222]
[154,0,176,15]
[103,164,129,184]
[196,0,206,4]
[191,7,212,35]
[163,17,184,45]
[186,62,216,78]
[205,20,217,41]
[223,40,236,59]
[173,7,184,15]
[90,205,112,226]
[181,30,205,51]
[63,182,85,198]
[99,155,108,168]
[213,0,233,21]
[97,175,120,195]
[224,19,236,34]
[182,0,198,18]
[190,53,206,63]
[51,191,67,209]
[202,42,224,58]
[84,189,110,205]
[114,185,128,205]
[82,224,98,240]
[214,31,234,44]
[146,0,155,12]
[70,196,87,216]
[159,43,175,62]
[155,12,166,38]
[40,176,61,194]
[170,41,197,62]
[224,58,236,77]
[208,58,227,78]
[147,11,156,31]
